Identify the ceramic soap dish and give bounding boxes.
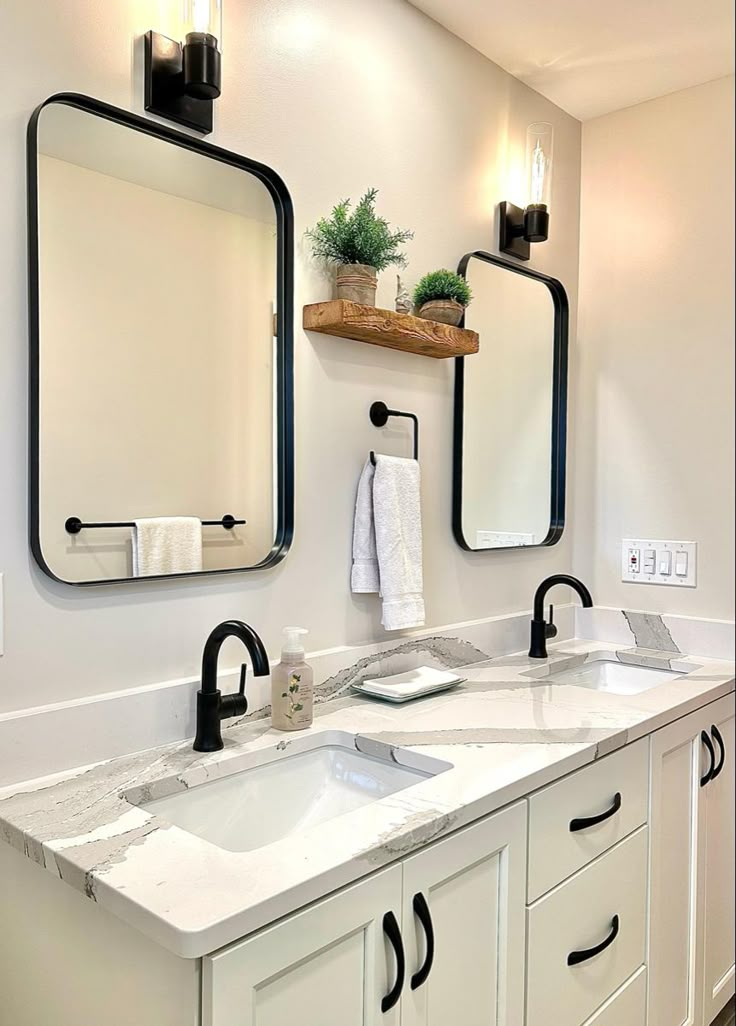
[351,666,465,704]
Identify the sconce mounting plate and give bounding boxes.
[144,31,213,135]
[499,201,530,261]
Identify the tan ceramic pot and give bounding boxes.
[335,263,378,306]
[417,299,465,326]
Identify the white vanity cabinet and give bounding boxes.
[648,693,736,1026]
[203,802,527,1026]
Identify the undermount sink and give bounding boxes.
[524,653,699,696]
[130,731,450,854]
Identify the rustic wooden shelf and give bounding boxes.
[303,300,479,359]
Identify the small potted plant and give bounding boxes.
[413,269,472,326]
[307,188,413,306]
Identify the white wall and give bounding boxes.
[575,76,735,620]
[0,0,581,715]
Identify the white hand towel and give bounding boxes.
[351,458,380,593]
[132,517,203,577]
[373,455,425,631]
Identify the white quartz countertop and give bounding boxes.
[0,640,733,958]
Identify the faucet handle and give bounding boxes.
[546,604,558,640]
[219,664,249,722]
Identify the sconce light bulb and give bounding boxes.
[183,0,222,46]
[525,122,553,213]
[192,0,211,34]
[529,140,547,207]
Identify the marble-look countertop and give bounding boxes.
[0,640,733,958]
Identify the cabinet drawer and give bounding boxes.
[581,967,647,1026]
[526,827,648,1026]
[528,738,648,901]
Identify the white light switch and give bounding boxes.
[621,540,697,587]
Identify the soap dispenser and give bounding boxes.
[271,627,314,731]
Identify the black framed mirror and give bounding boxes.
[453,251,568,551]
[28,93,294,585]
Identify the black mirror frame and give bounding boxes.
[453,251,569,552]
[27,93,295,586]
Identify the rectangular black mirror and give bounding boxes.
[453,251,568,551]
[28,94,294,585]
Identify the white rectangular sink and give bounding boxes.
[523,653,699,696]
[131,731,450,854]
[546,659,682,695]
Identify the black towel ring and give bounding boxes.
[369,401,419,465]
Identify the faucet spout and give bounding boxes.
[194,620,270,752]
[529,574,593,660]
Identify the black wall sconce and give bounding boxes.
[499,123,554,261]
[145,0,223,135]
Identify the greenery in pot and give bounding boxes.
[413,269,473,326]
[306,189,414,306]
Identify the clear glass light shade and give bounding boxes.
[526,123,553,209]
[183,0,222,44]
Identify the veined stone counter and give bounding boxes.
[0,640,732,958]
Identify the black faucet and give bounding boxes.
[193,620,271,752]
[529,574,594,659]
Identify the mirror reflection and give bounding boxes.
[454,252,567,550]
[31,100,291,583]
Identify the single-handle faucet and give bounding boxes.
[193,620,271,752]
[529,574,594,659]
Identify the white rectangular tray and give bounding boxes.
[351,667,465,704]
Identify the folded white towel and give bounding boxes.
[132,517,203,577]
[351,458,380,593]
[351,454,425,631]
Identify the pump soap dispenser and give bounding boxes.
[271,627,314,731]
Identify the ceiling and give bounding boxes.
[409,0,735,120]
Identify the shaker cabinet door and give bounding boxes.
[203,865,403,1026]
[701,695,736,1025]
[399,802,527,1026]
[648,706,707,1026]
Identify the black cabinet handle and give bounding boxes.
[381,911,406,1013]
[701,730,716,787]
[711,725,726,780]
[410,892,436,991]
[567,915,620,967]
[570,792,622,833]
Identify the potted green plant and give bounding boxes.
[413,269,473,326]
[306,189,413,306]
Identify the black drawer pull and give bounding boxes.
[570,792,622,832]
[711,725,726,781]
[381,911,406,1013]
[567,915,620,967]
[410,892,436,991]
[701,730,716,787]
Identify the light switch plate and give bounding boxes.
[621,539,697,587]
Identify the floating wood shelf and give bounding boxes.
[303,300,479,359]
